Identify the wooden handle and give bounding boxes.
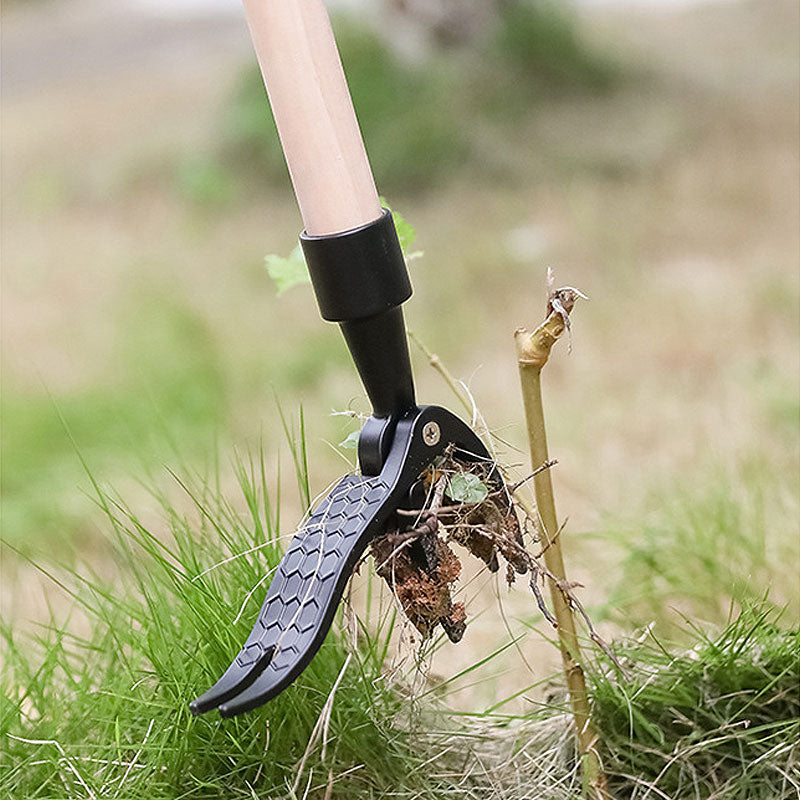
[242,0,382,236]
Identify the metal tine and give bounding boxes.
[217,663,287,717]
[190,470,392,716]
[189,645,275,715]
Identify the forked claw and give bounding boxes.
[190,406,495,717]
[190,645,275,715]
[190,471,393,716]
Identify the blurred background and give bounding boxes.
[2,0,798,703]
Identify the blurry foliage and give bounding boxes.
[224,2,620,194]
[493,2,618,97]
[752,358,800,433]
[1,297,227,550]
[175,157,236,207]
[339,21,470,190]
[267,328,347,393]
[606,459,800,632]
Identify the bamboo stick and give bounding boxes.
[515,286,609,799]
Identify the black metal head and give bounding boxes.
[190,212,500,717]
[190,405,494,717]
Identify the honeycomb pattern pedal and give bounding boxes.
[190,405,496,717]
[190,473,392,717]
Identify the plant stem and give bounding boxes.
[515,294,609,800]
[408,330,473,416]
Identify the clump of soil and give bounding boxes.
[370,452,534,643]
[372,513,467,641]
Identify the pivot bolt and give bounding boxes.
[422,421,440,446]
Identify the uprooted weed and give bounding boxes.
[369,447,617,666]
[371,449,526,644]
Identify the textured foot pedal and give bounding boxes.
[190,406,494,716]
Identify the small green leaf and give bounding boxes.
[446,473,489,504]
[339,430,360,450]
[393,209,416,254]
[380,196,420,258]
[264,245,310,294]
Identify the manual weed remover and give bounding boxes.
[190,1,521,718]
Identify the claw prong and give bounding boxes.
[189,644,275,715]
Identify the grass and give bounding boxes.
[592,606,800,799]
[1,295,227,552]
[2,416,797,798]
[0,433,449,799]
[415,605,800,799]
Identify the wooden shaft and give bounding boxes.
[242,0,382,236]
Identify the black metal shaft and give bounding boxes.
[339,307,415,418]
[300,209,417,420]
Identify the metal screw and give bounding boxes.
[422,421,440,446]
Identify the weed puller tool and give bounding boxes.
[190,1,515,718]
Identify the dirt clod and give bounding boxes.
[371,454,532,643]
[372,516,466,642]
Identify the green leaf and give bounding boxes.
[339,430,360,450]
[446,473,489,504]
[264,245,310,294]
[380,196,419,258]
[393,209,416,254]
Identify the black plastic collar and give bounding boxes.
[300,209,411,322]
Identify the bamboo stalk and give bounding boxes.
[515,286,609,799]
